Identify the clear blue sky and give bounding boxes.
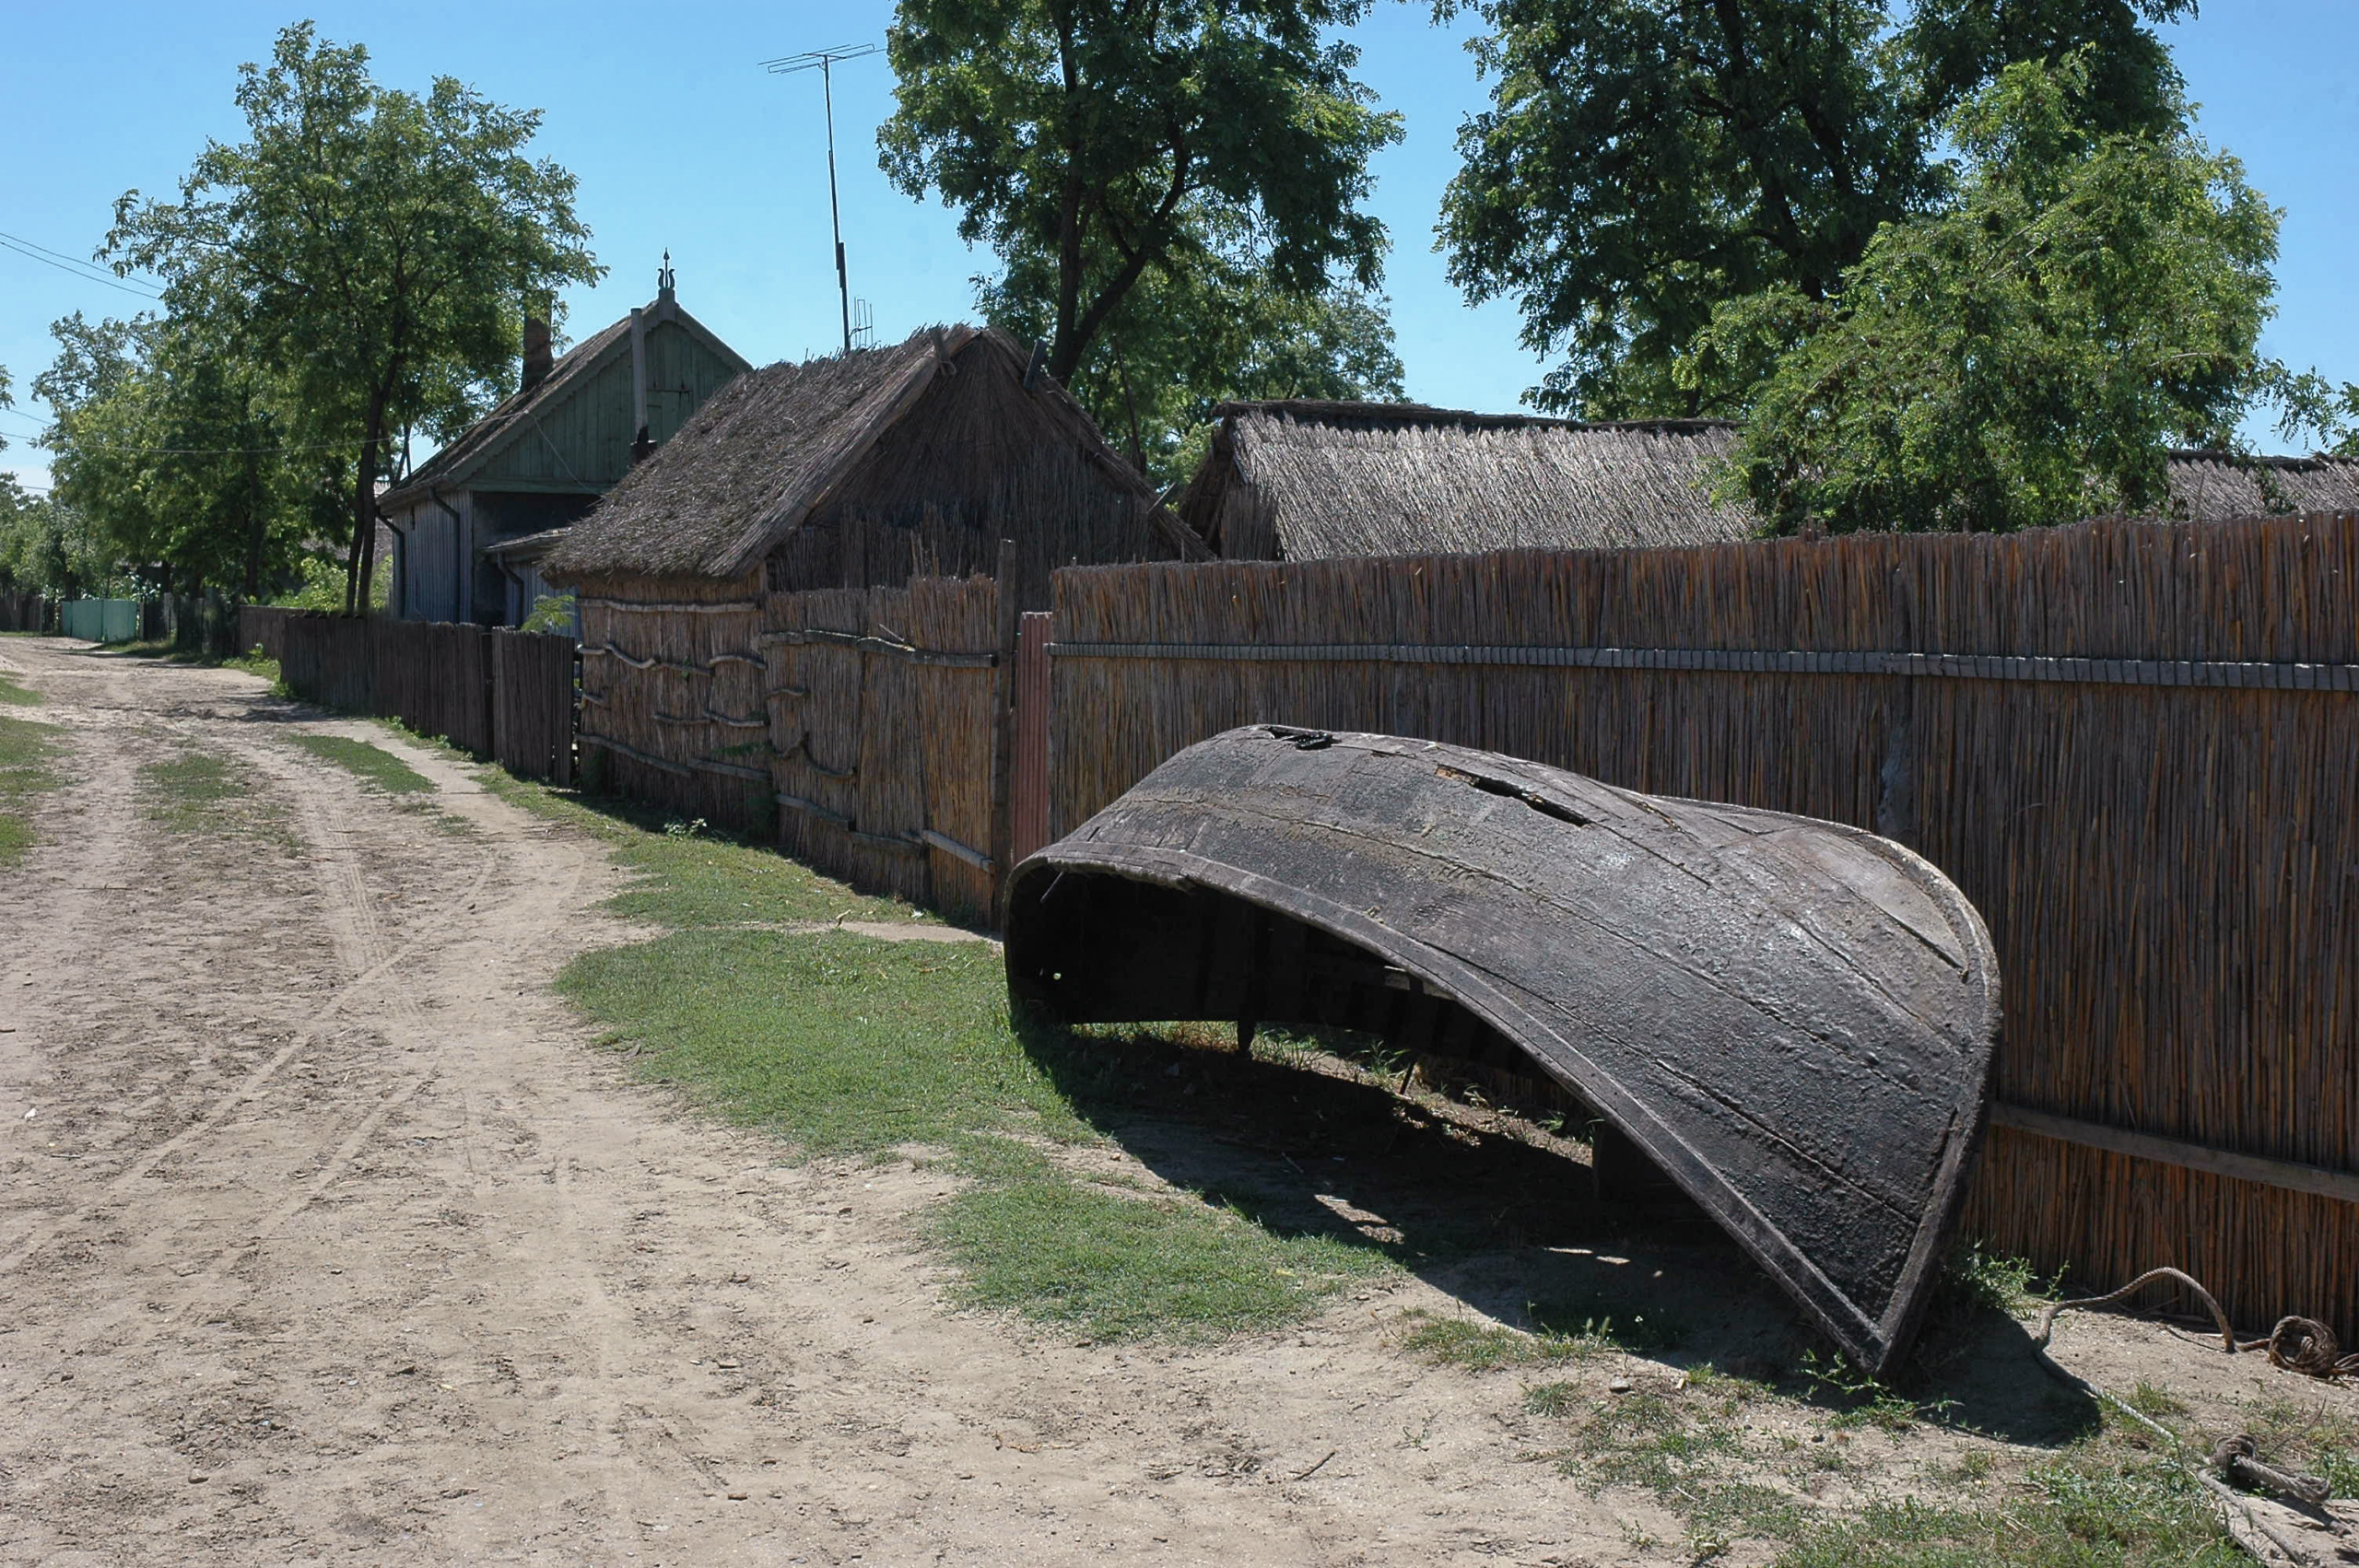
[5,2,2353,496]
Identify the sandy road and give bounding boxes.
[0,638,1694,1568]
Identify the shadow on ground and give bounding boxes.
[1018,1016,2097,1447]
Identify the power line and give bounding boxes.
[0,234,163,299]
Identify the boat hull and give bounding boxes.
[1003,726,2001,1375]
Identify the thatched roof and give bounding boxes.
[1176,401,1759,560]
[544,325,1188,582]
[1176,403,2359,558]
[381,291,750,513]
[2163,451,2359,521]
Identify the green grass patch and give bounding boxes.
[0,671,39,706]
[480,766,920,930]
[136,747,294,847]
[1770,1444,2241,1567]
[224,649,282,689]
[0,708,64,864]
[558,930,1074,1153]
[289,733,435,795]
[1399,1292,1687,1371]
[554,922,1402,1340]
[933,1146,1391,1341]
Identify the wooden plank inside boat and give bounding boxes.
[1003,725,2001,1375]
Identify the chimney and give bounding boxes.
[521,313,553,393]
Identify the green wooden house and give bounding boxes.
[381,263,751,626]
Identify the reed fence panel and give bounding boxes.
[238,605,296,661]
[1010,612,1054,867]
[764,575,1004,928]
[574,576,773,833]
[0,592,48,632]
[491,630,578,784]
[1046,512,2359,1340]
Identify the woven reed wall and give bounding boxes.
[766,574,1005,929]
[574,571,773,834]
[1047,512,2359,1338]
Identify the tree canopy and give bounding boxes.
[1438,0,2197,417]
[975,204,1405,487]
[105,22,599,612]
[880,0,1402,392]
[1714,53,2279,532]
[36,310,323,597]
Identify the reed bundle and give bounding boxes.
[767,573,1003,927]
[1047,511,2359,1338]
[574,570,774,832]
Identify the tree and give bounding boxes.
[880,0,1402,390]
[1438,0,2195,416]
[105,22,600,614]
[37,310,318,598]
[1713,54,2279,533]
[976,205,1405,486]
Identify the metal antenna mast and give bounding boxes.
[762,42,881,354]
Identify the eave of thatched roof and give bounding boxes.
[543,324,1192,583]
[381,293,752,514]
[1176,400,1760,560]
[2162,450,2359,521]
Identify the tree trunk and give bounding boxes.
[347,415,384,617]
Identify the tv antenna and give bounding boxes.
[763,41,882,354]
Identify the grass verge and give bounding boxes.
[289,733,434,794]
[0,671,39,706]
[477,766,921,930]
[555,924,1398,1341]
[0,706,64,864]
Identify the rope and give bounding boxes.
[2030,1265,2347,1565]
[2254,1316,2359,1381]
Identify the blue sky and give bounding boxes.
[5,2,2353,495]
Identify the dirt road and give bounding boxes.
[0,638,1696,1566]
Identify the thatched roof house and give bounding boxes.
[544,322,1201,606]
[1174,402,2359,561]
[381,268,750,625]
[1173,401,1758,560]
[540,323,1203,859]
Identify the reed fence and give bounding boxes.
[492,629,578,784]
[573,573,775,835]
[0,592,48,633]
[1046,511,2359,1341]
[263,611,576,773]
[568,571,1011,928]
[238,605,296,661]
[767,576,1006,928]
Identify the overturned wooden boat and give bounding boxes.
[1003,726,2000,1375]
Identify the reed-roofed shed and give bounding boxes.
[543,322,1202,606]
[1174,401,2359,559]
[1173,400,1760,561]
[539,323,1202,901]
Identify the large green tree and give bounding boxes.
[105,22,600,614]
[976,205,1405,486]
[880,0,1402,392]
[1713,54,2278,532]
[1438,0,2195,416]
[38,310,317,597]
